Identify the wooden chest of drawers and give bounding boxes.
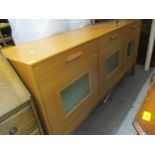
[0,53,43,135]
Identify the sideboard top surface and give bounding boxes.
[2,20,139,65]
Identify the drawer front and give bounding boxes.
[124,21,141,35]
[99,29,124,49]
[99,37,124,94]
[123,26,141,72]
[0,106,38,135]
[34,40,98,82]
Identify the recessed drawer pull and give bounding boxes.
[66,52,83,62]
[110,34,119,40]
[132,25,137,29]
[9,127,18,135]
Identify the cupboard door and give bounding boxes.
[99,37,124,95]
[124,29,140,72]
[39,54,98,134]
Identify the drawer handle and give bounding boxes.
[9,127,18,135]
[110,34,119,40]
[132,25,137,29]
[66,52,83,62]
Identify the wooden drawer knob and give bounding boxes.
[9,127,18,135]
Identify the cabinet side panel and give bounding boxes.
[8,60,52,134]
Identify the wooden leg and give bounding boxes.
[131,64,135,75]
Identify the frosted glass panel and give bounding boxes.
[128,40,135,56]
[105,52,119,77]
[61,73,89,114]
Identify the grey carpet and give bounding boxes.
[74,65,152,135]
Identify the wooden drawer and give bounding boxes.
[33,40,98,81]
[99,29,124,49]
[0,106,39,135]
[124,21,141,35]
[31,128,41,135]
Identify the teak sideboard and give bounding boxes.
[2,20,141,134]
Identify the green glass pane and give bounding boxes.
[105,51,119,77]
[127,40,135,56]
[61,73,89,114]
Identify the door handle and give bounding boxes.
[66,52,83,63]
[132,25,137,29]
[110,34,119,40]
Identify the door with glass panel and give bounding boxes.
[99,38,124,95]
[40,53,98,134]
[124,32,139,71]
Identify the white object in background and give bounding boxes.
[9,19,68,45]
[9,19,91,45]
[67,19,91,30]
[144,19,155,71]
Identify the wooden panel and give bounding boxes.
[99,28,123,48]
[9,59,51,133]
[123,24,141,72]
[39,52,98,134]
[33,40,98,82]
[124,20,141,35]
[99,36,124,94]
[0,106,38,135]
